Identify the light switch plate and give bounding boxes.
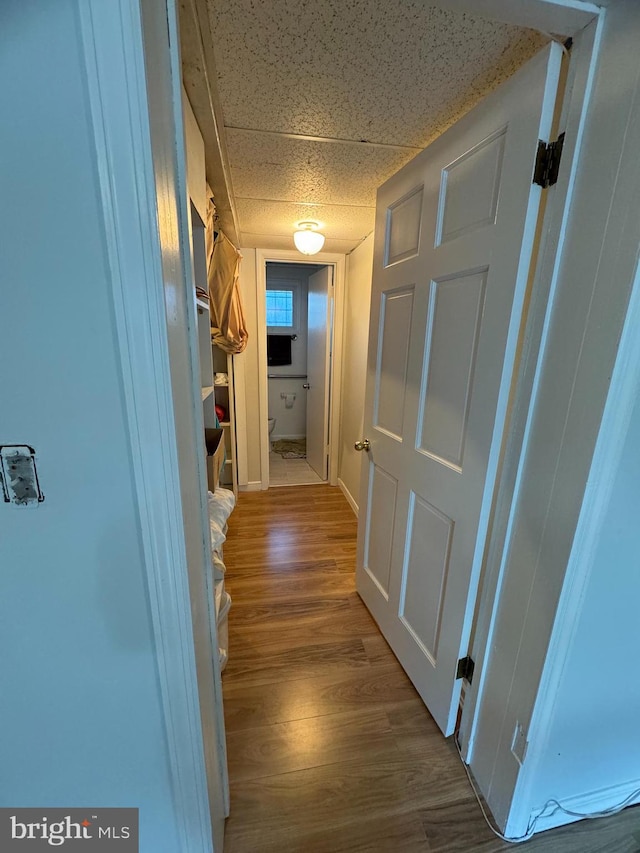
[0,445,44,506]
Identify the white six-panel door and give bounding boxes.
[356,44,562,735]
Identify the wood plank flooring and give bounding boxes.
[222,484,640,853]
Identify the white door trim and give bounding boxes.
[255,249,346,489]
[425,0,599,36]
[78,1,218,849]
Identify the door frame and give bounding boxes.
[78,0,224,849]
[254,249,346,489]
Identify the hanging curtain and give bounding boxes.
[206,196,248,354]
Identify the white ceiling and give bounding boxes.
[187,0,549,253]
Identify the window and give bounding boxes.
[266,289,294,327]
[266,281,301,333]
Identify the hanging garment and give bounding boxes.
[206,198,248,354]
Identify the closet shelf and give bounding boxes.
[212,345,237,495]
[196,297,210,312]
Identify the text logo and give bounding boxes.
[1,809,138,851]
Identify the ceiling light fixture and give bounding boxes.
[293,220,325,255]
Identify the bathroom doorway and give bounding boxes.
[265,261,331,486]
[257,252,344,488]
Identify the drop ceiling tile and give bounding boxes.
[207,0,547,148]
[235,198,374,242]
[227,130,416,208]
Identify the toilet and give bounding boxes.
[268,417,276,450]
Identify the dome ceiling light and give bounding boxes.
[293,220,325,255]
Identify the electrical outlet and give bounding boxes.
[511,721,528,765]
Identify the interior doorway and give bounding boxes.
[266,261,327,485]
[255,250,346,490]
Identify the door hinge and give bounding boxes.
[456,655,475,684]
[533,132,565,188]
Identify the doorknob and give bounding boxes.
[354,438,371,452]
[302,383,310,389]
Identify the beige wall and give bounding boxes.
[337,234,374,513]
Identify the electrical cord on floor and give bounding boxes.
[453,733,640,844]
[453,733,534,843]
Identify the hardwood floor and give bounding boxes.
[222,484,640,852]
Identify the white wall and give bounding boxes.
[468,1,640,834]
[526,347,640,818]
[338,234,374,513]
[0,2,179,848]
[267,265,310,440]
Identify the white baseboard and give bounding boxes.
[272,433,305,442]
[528,779,640,835]
[338,478,359,517]
[238,481,262,492]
